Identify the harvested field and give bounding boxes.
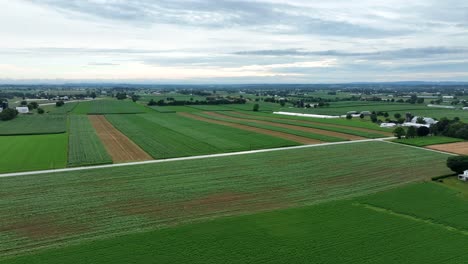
[232,111,393,137]
[88,115,152,162]
[204,112,364,141]
[426,142,468,155]
[179,112,321,145]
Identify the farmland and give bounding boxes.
[73,100,149,114]
[3,182,468,263]
[67,115,112,167]
[0,141,452,259]
[106,113,298,158]
[0,114,66,135]
[0,134,67,173]
[393,136,464,147]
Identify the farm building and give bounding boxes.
[380,123,396,128]
[458,170,468,182]
[463,107,468,110]
[15,107,29,114]
[360,111,371,116]
[0,107,2,113]
[427,104,455,109]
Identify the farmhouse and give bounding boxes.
[458,170,468,182]
[15,107,29,114]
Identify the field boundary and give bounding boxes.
[0,137,400,178]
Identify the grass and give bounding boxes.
[67,115,112,167]
[217,111,389,138]
[0,114,66,135]
[43,102,79,114]
[105,113,298,158]
[0,141,452,258]
[0,134,67,173]
[72,100,149,114]
[4,182,468,263]
[247,111,392,132]
[393,136,464,147]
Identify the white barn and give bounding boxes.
[15,107,29,114]
[459,170,468,182]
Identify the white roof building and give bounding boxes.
[380,123,397,128]
[16,107,29,114]
[459,170,468,181]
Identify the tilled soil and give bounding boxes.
[426,142,468,155]
[88,115,152,163]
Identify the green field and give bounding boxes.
[0,134,67,173]
[0,114,66,135]
[211,111,389,138]
[0,141,452,258]
[73,100,149,114]
[106,113,297,158]
[67,115,112,167]
[393,136,464,147]
[4,182,468,263]
[43,102,79,114]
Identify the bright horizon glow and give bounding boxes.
[0,0,467,84]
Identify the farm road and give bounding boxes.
[0,137,456,178]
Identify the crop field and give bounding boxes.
[393,136,464,147]
[0,114,66,135]
[248,111,392,132]
[0,134,67,173]
[42,102,80,114]
[426,141,468,155]
[0,141,452,259]
[67,115,112,167]
[106,113,298,158]
[214,111,391,138]
[184,104,237,111]
[223,102,282,112]
[72,100,149,114]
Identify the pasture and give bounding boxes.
[393,136,463,147]
[0,141,451,258]
[72,100,149,114]
[67,115,112,167]
[106,113,298,158]
[0,134,67,173]
[0,114,66,135]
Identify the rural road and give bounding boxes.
[0,137,456,178]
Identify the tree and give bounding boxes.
[406,126,417,138]
[416,98,425,104]
[147,99,157,106]
[360,113,364,119]
[417,126,430,137]
[383,112,389,118]
[56,101,65,107]
[37,108,45,114]
[20,100,28,106]
[90,92,97,99]
[346,114,352,120]
[393,127,405,139]
[0,108,18,121]
[370,114,378,123]
[29,102,39,109]
[280,101,286,107]
[131,94,140,102]
[447,156,468,174]
[253,103,260,112]
[394,113,401,119]
[416,116,426,124]
[116,92,127,100]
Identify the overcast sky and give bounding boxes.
[1,0,467,83]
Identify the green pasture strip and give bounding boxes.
[219,111,388,138]
[43,102,80,114]
[4,182,468,263]
[105,113,296,159]
[67,115,112,167]
[0,114,67,135]
[184,105,236,111]
[72,100,149,114]
[0,134,67,173]
[245,111,391,132]
[393,136,464,147]
[223,102,281,112]
[193,112,345,142]
[0,141,451,258]
[356,182,468,232]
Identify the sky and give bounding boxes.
[0,0,467,84]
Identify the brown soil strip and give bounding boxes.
[89,115,152,163]
[179,112,321,145]
[426,142,468,155]
[232,111,392,136]
[204,112,364,141]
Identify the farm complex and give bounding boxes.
[1,84,468,263]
